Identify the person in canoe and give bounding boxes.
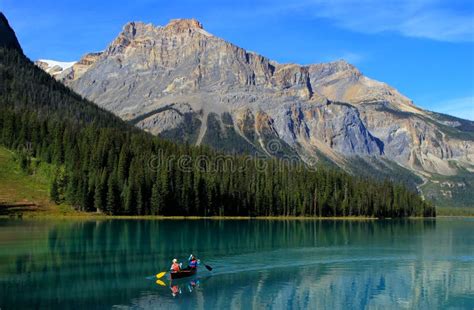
[170,258,181,273]
[185,254,200,270]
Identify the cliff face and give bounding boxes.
[308,61,473,175]
[43,18,473,207]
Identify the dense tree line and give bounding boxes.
[0,47,436,217]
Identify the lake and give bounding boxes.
[0,218,473,309]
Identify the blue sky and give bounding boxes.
[2,0,473,120]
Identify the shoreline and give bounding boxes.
[2,213,472,221]
[1,214,380,220]
[3,211,468,220]
[2,202,472,221]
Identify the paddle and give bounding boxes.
[156,279,166,286]
[156,271,167,279]
[201,262,213,271]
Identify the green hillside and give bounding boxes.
[0,146,78,216]
[0,146,50,207]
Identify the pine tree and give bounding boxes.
[150,181,160,215]
[122,182,133,215]
[93,171,107,213]
[106,174,118,215]
[93,182,104,213]
[136,187,144,216]
[117,146,130,186]
[50,177,60,204]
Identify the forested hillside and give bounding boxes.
[0,12,435,218]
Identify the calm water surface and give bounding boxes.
[0,218,473,309]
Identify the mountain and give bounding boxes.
[40,19,474,208]
[0,12,22,52]
[0,12,433,217]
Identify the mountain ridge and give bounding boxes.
[34,18,474,207]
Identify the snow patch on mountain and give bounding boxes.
[35,59,76,76]
[38,59,76,70]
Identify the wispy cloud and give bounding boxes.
[396,9,474,42]
[309,0,474,42]
[212,0,474,42]
[428,96,474,120]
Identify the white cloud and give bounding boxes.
[219,0,474,42]
[318,0,473,42]
[312,0,474,42]
[428,96,474,120]
[397,10,474,42]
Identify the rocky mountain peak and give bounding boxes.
[164,18,203,32]
[119,21,156,39]
[309,60,361,78]
[105,21,153,56]
[332,59,357,69]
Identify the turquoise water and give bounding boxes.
[0,218,473,309]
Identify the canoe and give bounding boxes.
[170,268,197,280]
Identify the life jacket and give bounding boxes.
[170,262,180,272]
[189,259,198,269]
[171,285,180,296]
